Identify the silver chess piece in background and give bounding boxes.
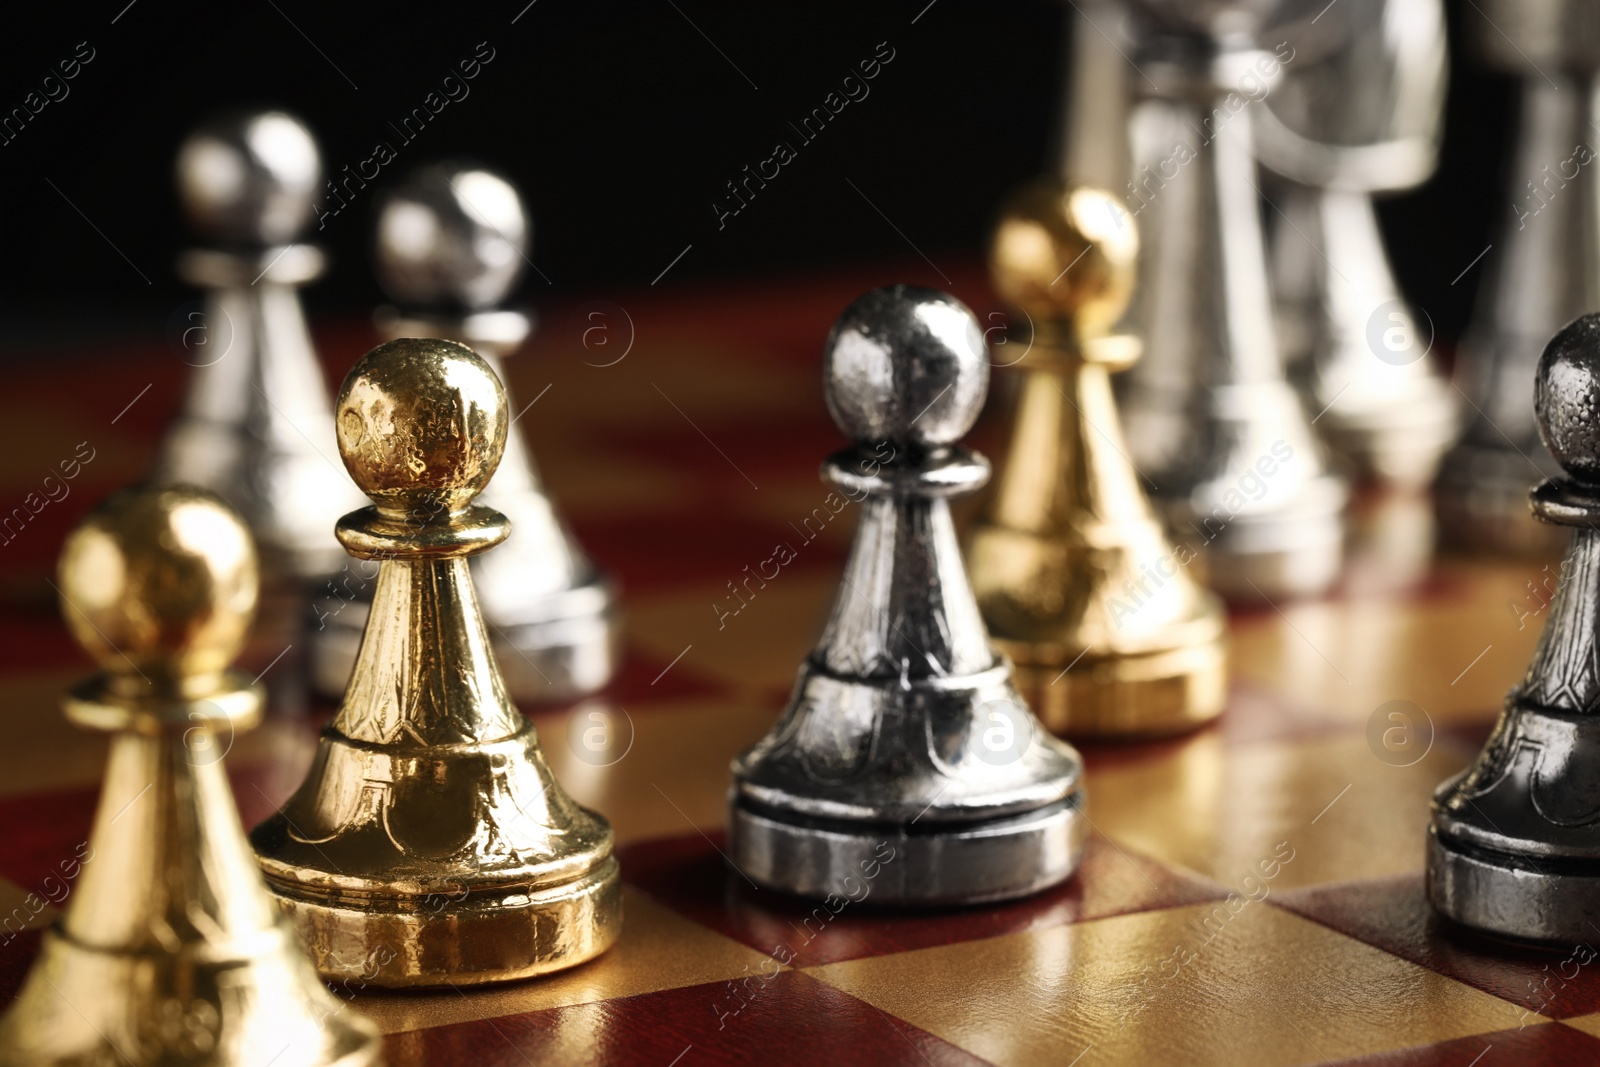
[1436,0,1600,555]
[728,286,1086,906]
[1429,314,1600,943]
[1256,0,1456,489]
[309,163,617,704]
[1055,0,1136,191]
[155,110,363,582]
[1115,1,1347,600]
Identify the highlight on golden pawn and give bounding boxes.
[0,486,381,1067]
[967,179,1228,738]
[250,337,621,987]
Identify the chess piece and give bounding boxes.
[155,110,364,581]
[1115,2,1348,600]
[1436,0,1600,555]
[728,286,1086,905]
[1055,0,1135,191]
[969,179,1227,738]
[310,163,616,703]
[0,486,380,1066]
[1256,0,1456,489]
[252,338,620,986]
[1429,313,1600,942]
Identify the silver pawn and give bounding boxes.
[728,286,1086,906]
[308,163,616,704]
[1116,2,1347,600]
[1429,313,1600,942]
[155,110,363,581]
[1256,0,1457,489]
[1436,0,1600,555]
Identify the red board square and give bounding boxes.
[618,828,1221,967]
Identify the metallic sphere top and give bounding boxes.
[375,163,529,311]
[823,286,989,450]
[990,181,1139,340]
[57,485,258,687]
[175,110,321,247]
[1536,313,1600,484]
[336,338,509,516]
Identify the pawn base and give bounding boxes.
[1426,827,1600,945]
[1319,404,1456,492]
[728,793,1086,907]
[261,858,622,988]
[1005,630,1227,739]
[251,717,622,987]
[1193,507,1346,602]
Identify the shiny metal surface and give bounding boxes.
[1429,314,1600,943]
[1471,0,1600,72]
[1117,37,1347,601]
[1437,9,1600,555]
[373,162,526,310]
[252,339,620,986]
[969,180,1227,737]
[1056,0,1135,193]
[156,111,363,582]
[311,164,616,704]
[1256,0,1455,489]
[0,486,381,1067]
[176,110,322,247]
[728,286,1086,905]
[1256,0,1447,191]
[1272,184,1457,488]
[1128,0,1278,42]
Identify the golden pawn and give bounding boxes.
[250,338,620,987]
[968,180,1228,738]
[0,486,380,1067]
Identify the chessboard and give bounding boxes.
[0,263,1588,1067]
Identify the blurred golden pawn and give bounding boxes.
[969,180,1228,737]
[0,485,380,1067]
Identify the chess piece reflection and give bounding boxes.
[311,163,616,704]
[1429,313,1600,942]
[729,286,1086,905]
[252,338,619,986]
[1115,2,1348,600]
[969,180,1227,737]
[1255,0,1455,489]
[1435,0,1600,555]
[0,486,380,1067]
[155,110,363,582]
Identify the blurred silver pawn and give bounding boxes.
[155,111,362,581]
[309,163,617,704]
[1256,0,1456,490]
[1435,0,1600,555]
[1116,2,1347,601]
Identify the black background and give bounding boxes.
[0,1,1511,350]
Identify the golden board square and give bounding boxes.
[806,901,1530,1067]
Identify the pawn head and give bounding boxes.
[990,180,1139,342]
[1536,313,1600,484]
[823,285,988,450]
[176,110,321,247]
[57,486,258,686]
[375,163,529,311]
[337,338,509,517]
